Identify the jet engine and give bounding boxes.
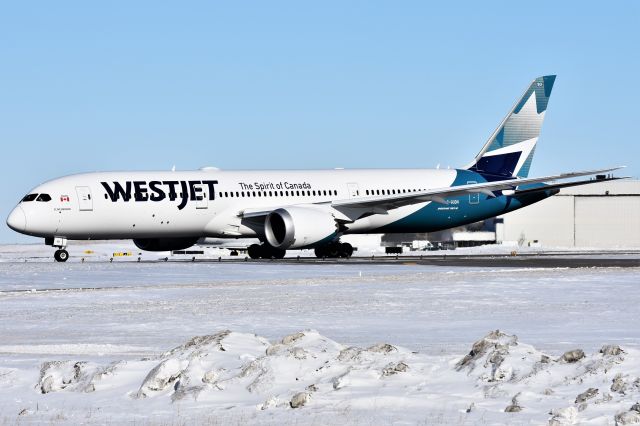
[133,237,199,252]
[264,207,337,249]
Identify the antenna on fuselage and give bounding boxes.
[171,165,176,172]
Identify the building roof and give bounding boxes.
[558,179,640,196]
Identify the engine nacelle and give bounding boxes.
[264,207,337,249]
[133,237,199,252]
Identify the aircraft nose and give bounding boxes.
[7,205,26,232]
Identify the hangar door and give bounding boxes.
[574,196,640,247]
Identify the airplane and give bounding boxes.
[6,75,625,262]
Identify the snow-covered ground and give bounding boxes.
[0,243,639,424]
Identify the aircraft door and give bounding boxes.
[347,183,360,197]
[76,186,93,211]
[467,181,479,204]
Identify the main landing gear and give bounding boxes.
[247,241,353,260]
[314,241,353,259]
[247,244,286,259]
[54,249,69,262]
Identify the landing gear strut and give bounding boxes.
[54,249,69,262]
[248,244,286,260]
[314,242,353,259]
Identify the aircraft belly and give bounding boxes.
[373,195,509,233]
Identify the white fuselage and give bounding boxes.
[9,168,461,241]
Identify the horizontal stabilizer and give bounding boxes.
[511,175,628,196]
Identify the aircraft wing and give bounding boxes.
[330,166,625,212]
[238,166,624,220]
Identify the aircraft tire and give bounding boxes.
[247,244,262,259]
[314,246,325,258]
[326,243,340,258]
[270,248,286,259]
[339,243,353,258]
[315,242,348,258]
[262,245,286,259]
[54,249,69,262]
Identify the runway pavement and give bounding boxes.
[186,251,640,268]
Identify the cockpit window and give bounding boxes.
[22,194,38,202]
[36,193,52,202]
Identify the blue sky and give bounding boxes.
[1,1,638,243]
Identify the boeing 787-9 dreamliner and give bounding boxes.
[6,76,624,261]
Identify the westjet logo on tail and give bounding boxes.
[100,180,218,210]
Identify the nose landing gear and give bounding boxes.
[46,237,69,262]
[54,249,69,262]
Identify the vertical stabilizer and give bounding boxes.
[466,75,556,178]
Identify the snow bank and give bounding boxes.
[5,329,639,424]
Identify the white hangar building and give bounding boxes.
[497,179,640,248]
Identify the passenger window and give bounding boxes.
[36,194,52,202]
[22,194,38,202]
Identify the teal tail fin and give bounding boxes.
[466,75,556,178]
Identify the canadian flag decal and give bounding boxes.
[60,195,70,202]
